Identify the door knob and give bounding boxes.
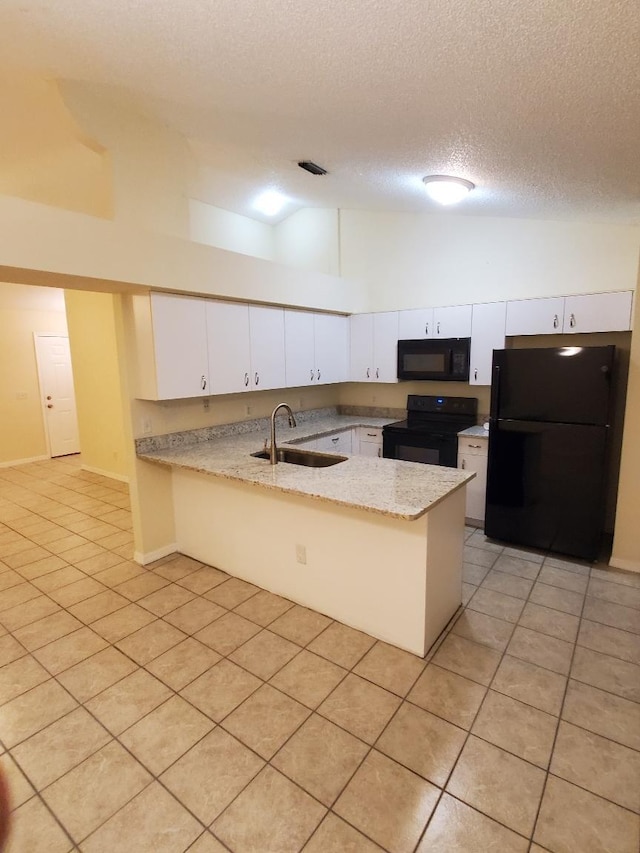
[47,404,53,409]
[46,395,52,400]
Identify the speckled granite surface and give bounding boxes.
[458,425,490,438]
[137,413,474,520]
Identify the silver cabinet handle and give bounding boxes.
[201,375,207,390]
[469,443,481,448]
[375,367,379,379]
[366,367,370,378]
[437,321,441,334]
[377,447,381,457]
[317,369,321,380]
[553,314,559,329]
[474,368,478,380]
[367,432,377,437]
[244,372,249,387]
[331,436,339,443]
[425,323,429,335]
[461,459,466,469]
[570,313,576,328]
[310,369,314,381]
[254,372,259,386]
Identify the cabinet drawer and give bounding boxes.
[358,427,383,443]
[458,436,488,456]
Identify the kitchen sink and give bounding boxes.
[251,448,347,467]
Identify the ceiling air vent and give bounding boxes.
[298,161,327,175]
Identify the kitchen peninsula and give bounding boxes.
[137,411,474,656]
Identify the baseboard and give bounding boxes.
[0,455,49,468]
[608,556,640,574]
[81,464,129,484]
[134,543,178,566]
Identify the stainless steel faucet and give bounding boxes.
[269,402,297,464]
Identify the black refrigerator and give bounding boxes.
[484,345,615,561]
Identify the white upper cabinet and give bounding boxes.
[562,291,633,334]
[349,313,374,381]
[397,305,471,339]
[249,305,286,391]
[206,301,251,394]
[315,313,349,385]
[349,312,398,382]
[505,297,565,336]
[373,312,399,382]
[398,308,434,339]
[284,310,315,388]
[469,302,507,386]
[433,304,473,338]
[148,293,209,399]
[285,311,348,387]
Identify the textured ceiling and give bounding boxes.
[1,0,639,224]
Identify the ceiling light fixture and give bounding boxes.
[254,190,288,217]
[422,175,475,205]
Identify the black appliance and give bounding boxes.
[383,395,478,467]
[397,338,471,382]
[485,345,615,561]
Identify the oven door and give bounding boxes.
[382,429,458,468]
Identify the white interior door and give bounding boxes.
[34,334,80,457]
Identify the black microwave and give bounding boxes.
[397,338,471,382]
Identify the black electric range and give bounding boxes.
[383,395,478,468]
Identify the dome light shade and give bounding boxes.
[422,175,475,205]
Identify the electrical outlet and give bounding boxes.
[295,544,307,565]
[203,397,210,411]
[142,417,153,435]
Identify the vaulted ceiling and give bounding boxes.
[1,0,639,223]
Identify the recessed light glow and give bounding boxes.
[422,175,475,205]
[254,190,288,217]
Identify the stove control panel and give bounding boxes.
[407,395,478,416]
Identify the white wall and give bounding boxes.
[0,196,368,314]
[189,199,275,261]
[339,210,640,311]
[274,208,340,277]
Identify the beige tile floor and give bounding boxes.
[0,455,639,852]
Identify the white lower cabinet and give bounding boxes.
[356,426,383,457]
[457,435,488,522]
[316,430,352,454]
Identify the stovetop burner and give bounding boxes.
[385,395,478,433]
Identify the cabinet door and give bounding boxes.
[350,314,374,381]
[433,304,472,338]
[249,306,286,391]
[284,310,315,388]
[151,293,209,399]
[470,302,507,386]
[206,301,251,395]
[397,308,434,339]
[459,452,488,521]
[373,312,399,382]
[563,291,633,334]
[505,297,564,336]
[315,313,348,384]
[316,431,352,454]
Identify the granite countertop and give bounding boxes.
[458,425,490,438]
[137,413,474,521]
